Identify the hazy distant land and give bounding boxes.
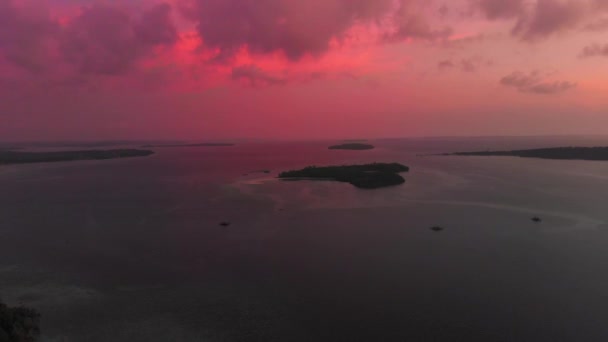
[328,143,375,150]
[0,146,22,151]
[142,143,235,148]
[0,149,154,165]
[279,163,408,189]
[446,147,608,161]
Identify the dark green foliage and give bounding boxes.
[0,301,40,342]
[328,143,375,150]
[0,149,154,165]
[450,147,608,161]
[278,163,409,189]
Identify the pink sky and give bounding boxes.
[1,0,608,141]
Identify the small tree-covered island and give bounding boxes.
[447,147,608,161]
[279,163,409,189]
[328,143,375,150]
[0,149,154,165]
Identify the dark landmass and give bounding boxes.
[279,163,409,189]
[0,147,22,151]
[446,147,608,161]
[532,217,542,223]
[430,226,444,232]
[219,222,231,227]
[0,149,154,165]
[0,301,40,342]
[2,140,175,149]
[329,143,375,150]
[243,170,271,176]
[142,143,234,148]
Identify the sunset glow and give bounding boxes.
[2,0,608,140]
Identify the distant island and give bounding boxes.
[328,143,375,150]
[279,163,409,189]
[446,147,608,161]
[142,143,234,148]
[0,149,154,165]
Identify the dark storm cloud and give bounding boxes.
[0,1,59,73]
[61,3,178,75]
[180,0,451,61]
[180,0,391,61]
[135,3,178,45]
[0,1,177,77]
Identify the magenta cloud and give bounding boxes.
[0,1,59,73]
[181,0,392,61]
[61,3,178,75]
[0,0,605,89]
[500,71,576,95]
[475,0,608,40]
[231,64,287,86]
[0,0,177,78]
[477,0,524,19]
[580,43,608,58]
[181,0,450,62]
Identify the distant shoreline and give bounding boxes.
[0,149,154,165]
[328,143,375,150]
[444,147,608,161]
[142,143,235,148]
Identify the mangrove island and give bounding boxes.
[279,163,409,189]
[328,143,375,150]
[0,149,154,165]
[446,147,608,161]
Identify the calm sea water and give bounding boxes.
[2,137,608,341]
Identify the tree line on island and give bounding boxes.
[279,163,409,189]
